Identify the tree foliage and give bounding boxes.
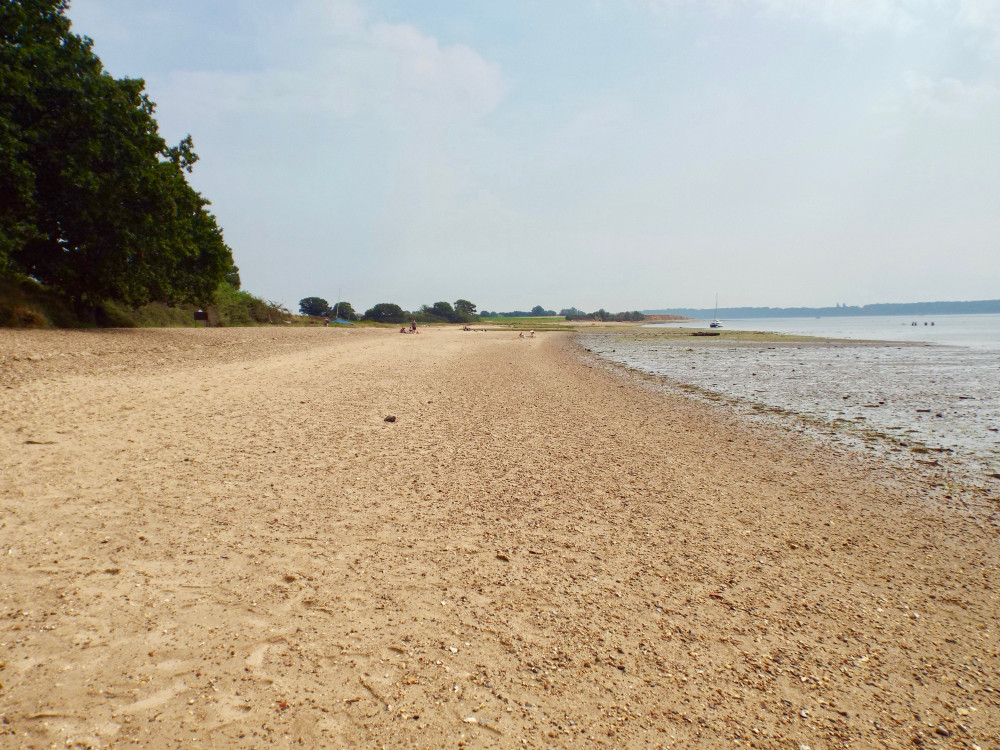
[563,308,645,322]
[299,296,331,316]
[453,299,477,320]
[298,297,359,319]
[215,282,290,325]
[429,301,455,320]
[363,302,405,324]
[225,264,241,289]
[481,307,554,318]
[0,0,233,308]
[410,299,479,323]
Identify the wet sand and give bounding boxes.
[1,326,998,748]
[578,329,1000,492]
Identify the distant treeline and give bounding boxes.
[480,306,556,318]
[562,308,645,322]
[647,300,1000,319]
[299,297,480,324]
[479,305,645,321]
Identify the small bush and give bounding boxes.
[212,282,253,325]
[0,301,48,328]
[95,300,137,327]
[0,275,78,327]
[131,302,200,327]
[210,282,291,326]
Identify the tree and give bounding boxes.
[454,299,477,320]
[430,301,456,321]
[332,301,357,321]
[363,302,404,324]
[0,0,233,309]
[299,297,332,316]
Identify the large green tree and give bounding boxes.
[0,0,233,308]
[429,301,456,321]
[363,303,404,324]
[299,297,332,316]
[454,299,476,320]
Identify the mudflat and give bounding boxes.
[1,326,997,749]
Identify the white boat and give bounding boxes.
[709,294,723,329]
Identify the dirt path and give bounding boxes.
[1,327,997,749]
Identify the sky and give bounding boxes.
[65,0,1000,313]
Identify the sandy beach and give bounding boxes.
[1,326,998,749]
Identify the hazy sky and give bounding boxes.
[66,0,1000,312]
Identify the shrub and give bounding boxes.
[210,282,291,326]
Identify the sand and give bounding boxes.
[1,326,997,749]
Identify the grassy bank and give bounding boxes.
[0,275,293,328]
[480,315,577,331]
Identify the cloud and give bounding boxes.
[643,0,1000,63]
[533,98,634,173]
[899,71,999,115]
[644,0,928,33]
[153,0,506,127]
[360,23,507,122]
[290,0,367,37]
[642,0,1000,41]
[956,0,1000,56]
[752,0,925,33]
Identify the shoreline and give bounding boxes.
[577,328,1000,503]
[2,327,998,747]
[642,312,1000,351]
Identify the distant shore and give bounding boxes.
[2,326,998,747]
[635,313,696,323]
[647,298,1000,319]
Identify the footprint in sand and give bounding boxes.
[245,643,271,669]
[242,584,310,676]
[120,681,187,713]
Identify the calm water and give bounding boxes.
[579,314,1000,487]
[650,313,1000,350]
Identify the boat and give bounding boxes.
[331,288,354,325]
[709,294,723,329]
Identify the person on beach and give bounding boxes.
[410,320,418,333]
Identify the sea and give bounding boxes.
[576,314,1000,490]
